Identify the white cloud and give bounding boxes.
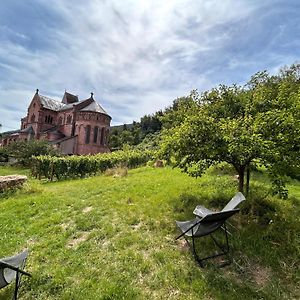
[0,0,298,130]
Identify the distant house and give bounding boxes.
[1,90,111,155]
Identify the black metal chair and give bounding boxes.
[176,197,243,267]
[0,250,31,300]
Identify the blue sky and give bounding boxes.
[0,0,299,131]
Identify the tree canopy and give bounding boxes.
[160,64,300,197]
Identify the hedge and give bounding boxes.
[31,150,154,181]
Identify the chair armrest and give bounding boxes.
[0,261,31,277]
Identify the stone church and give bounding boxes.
[1,90,111,155]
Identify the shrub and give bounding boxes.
[3,140,58,166]
[32,149,154,181]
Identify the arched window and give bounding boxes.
[100,127,105,145]
[85,125,91,144]
[105,129,109,145]
[58,116,63,125]
[31,114,35,123]
[93,126,99,143]
[44,115,53,124]
[67,115,72,124]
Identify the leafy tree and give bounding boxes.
[3,139,58,166]
[108,112,163,150]
[160,65,300,197]
[140,112,162,136]
[160,90,199,129]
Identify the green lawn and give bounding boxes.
[0,166,299,299]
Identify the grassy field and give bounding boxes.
[0,165,299,299]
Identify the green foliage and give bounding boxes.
[135,132,161,151]
[0,147,8,162]
[109,113,163,150]
[160,91,199,129]
[31,150,154,181]
[159,64,300,196]
[2,140,58,166]
[140,112,162,134]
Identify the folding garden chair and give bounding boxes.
[0,250,31,300]
[193,192,246,218]
[175,209,241,267]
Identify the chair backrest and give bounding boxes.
[0,250,29,288]
[199,209,240,224]
[191,209,240,237]
[222,192,245,212]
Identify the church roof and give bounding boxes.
[20,126,34,134]
[79,100,108,115]
[62,92,79,104]
[36,92,110,117]
[42,126,59,133]
[49,135,77,144]
[59,100,85,111]
[39,95,65,111]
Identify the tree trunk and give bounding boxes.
[246,164,250,196]
[238,166,245,193]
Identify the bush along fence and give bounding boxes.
[31,150,154,181]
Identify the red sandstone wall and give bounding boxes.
[25,95,42,137]
[25,96,58,138]
[57,111,74,137]
[74,112,111,155]
[39,109,58,133]
[47,131,65,142]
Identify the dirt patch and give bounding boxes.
[154,160,164,168]
[82,206,93,213]
[223,268,243,285]
[105,167,128,177]
[227,258,272,288]
[67,232,90,249]
[250,264,271,287]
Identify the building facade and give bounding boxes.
[1,90,111,155]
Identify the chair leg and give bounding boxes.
[13,257,27,300]
[191,230,204,267]
[13,270,20,300]
[210,223,229,254]
[191,223,231,267]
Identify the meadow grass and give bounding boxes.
[0,165,299,299]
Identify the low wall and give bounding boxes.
[0,175,27,192]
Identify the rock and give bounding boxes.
[0,175,27,192]
[154,160,164,168]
